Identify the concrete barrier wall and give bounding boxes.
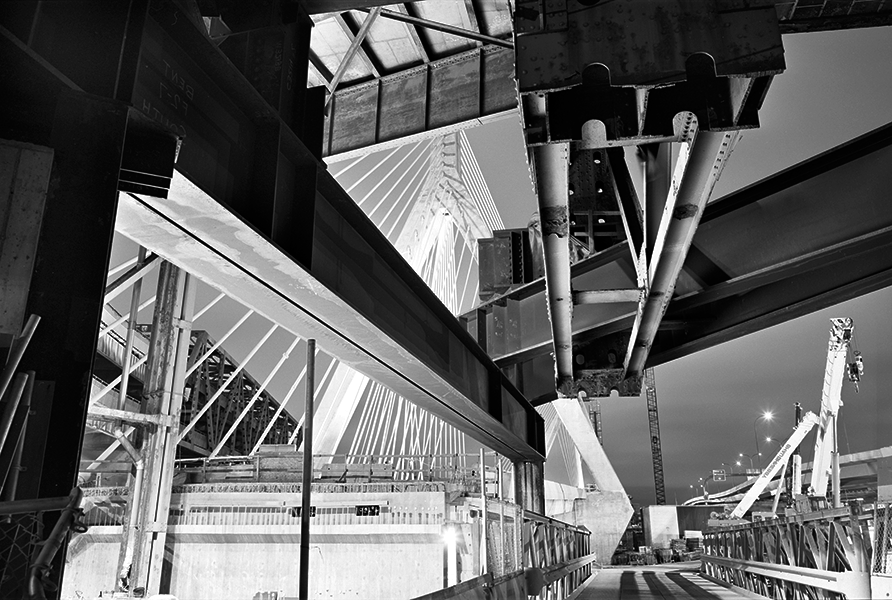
[61,538,120,598]
[168,540,443,599]
[64,489,450,599]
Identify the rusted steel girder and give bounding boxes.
[512,0,783,397]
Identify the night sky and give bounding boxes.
[466,26,892,507]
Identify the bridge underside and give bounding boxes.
[2,1,892,598]
[460,122,892,403]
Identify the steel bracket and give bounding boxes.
[562,368,642,398]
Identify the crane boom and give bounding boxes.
[809,318,855,497]
[729,411,820,519]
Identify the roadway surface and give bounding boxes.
[578,563,746,599]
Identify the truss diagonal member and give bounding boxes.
[83,425,135,471]
[312,365,370,457]
[288,356,339,445]
[358,7,513,49]
[325,7,382,110]
[104,253,158,304]
[99,296,156,338]
[249,345,321,455]
[185,308,254,377]
[177,323,278,443]
[625,130,739,377]
[208,335,301,458]
[107,256,138,280]
[192,291,226,322]
[90,355,148,407]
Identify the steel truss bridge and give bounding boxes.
[1,0,892,598]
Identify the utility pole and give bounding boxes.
[299,339,316,600]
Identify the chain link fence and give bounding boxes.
[0,513,44,598]
[875,503,892,575]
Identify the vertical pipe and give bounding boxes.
[480,448,487,574]
[792,403,802,498]
[832,414,841,508]
[116,428,145,586]
[498,458,505,573]
[118,247,146,410]
[299,339,316,600]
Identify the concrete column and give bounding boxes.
[513,460,544,514]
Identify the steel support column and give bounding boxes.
[531,143,574,394]
[117,262,195,595]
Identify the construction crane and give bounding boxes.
[728,411,819,519]
[729,317,862,519]
[645,369,666,506]
[809,317,861,506]
[587,398,603,446]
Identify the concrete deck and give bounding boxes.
[578,563,747,599]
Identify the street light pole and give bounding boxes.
[738,453,755,470]
[753,411,774,468]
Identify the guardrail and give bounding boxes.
[413,510,595,600]
[701,502,889,599]
[168,503,445,527]
[173,452,497,488]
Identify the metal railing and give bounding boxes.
[167,504,445,527]
[700,502,888,599]
[173,452,495,488]
[413,509,595,600]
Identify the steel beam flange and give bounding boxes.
[515,1,783,147]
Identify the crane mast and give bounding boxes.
[645,369,666,506]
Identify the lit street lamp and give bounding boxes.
[753,411,774,467]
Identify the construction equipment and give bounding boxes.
[809,318,859,504]
[728,318,861,519]
[728,411,819,519]
[644,369,666,506]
